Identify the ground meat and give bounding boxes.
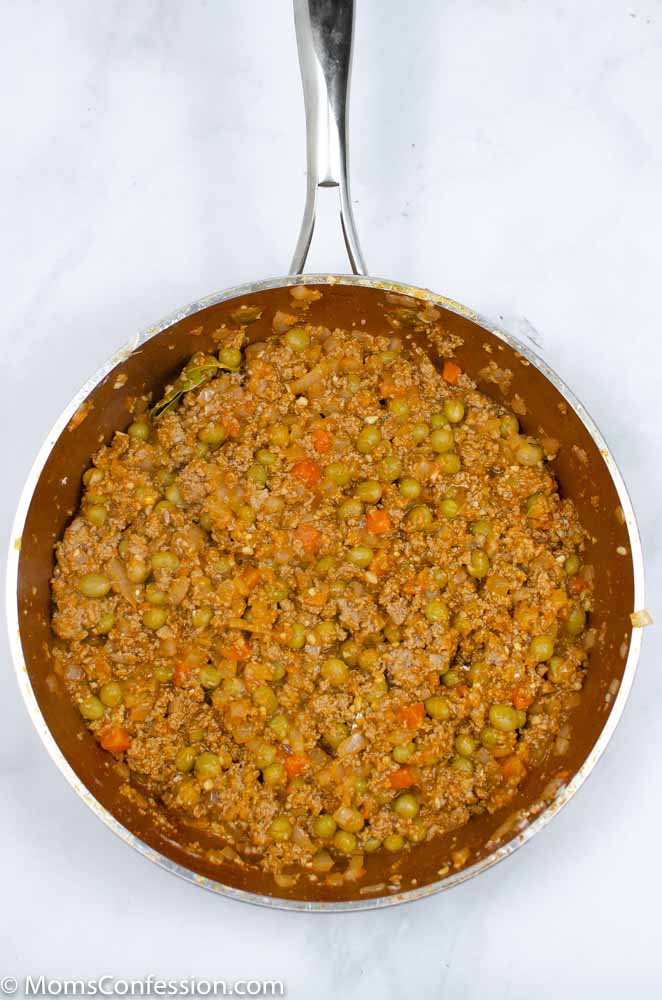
[50,288,594,888]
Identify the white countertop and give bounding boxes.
[1,1,660,996]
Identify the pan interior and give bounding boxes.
[13,279,638,906]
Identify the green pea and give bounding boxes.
[388,398,410,417]
[267,423,289,446]
[489,704,519,732]
[218,346,242,370]
[253,685,279,714]
[269,714,289,741]
[165,484,184,506]
[321,657,349,685]
[78,573,111,598]
[392,742,415,763]
[384,622,401,644]
[378,456,403,481]
[83,468,104,487]
[411,422,430,443]
[316,555,335,575]
[429,427,454,453]
[333,830,357,853]
[256,448,278,466]
[311,621,335,646]
[195,752,222,779]
[405,505,433,530]
[263,761,286,786]
[469,550,490,579]
[333,806,364,833]
[398,477,422,500]
[425,598,449,624]
[284,327,310,351]
[126,558,150,584]
[128,421,150,441]
[451,756,474,773]
[436,452,461,474]
[564,553,580,576]
[340,639,360,666]
[440,498,459,519]
[269,815,293,841]
[154,500,175,516]
[480,726,503,749]
[383,834,405,852]
[287,623,307,650]
[442,668,462,688]
[380,350,398,365]
[425,695,451,720]
[515,709,527,728]
[325,461,352,486]
[471,519,491,539]
[313,814,337,839]
[191,607,214,628]
[96,612,115,635]
[247,464,267,486]
[432,567,448,589]
[151,550,180,572]
[501,414,519,436]
[100,681,123,708]
[199,665,222,689]
[443,398,465,423]
[566,607,587,636]
[356,425,382,453]
[143,607,167,630]
[454,733,476,757]
[79,695,105,721]
[337,498,364,520]
[154,664,174,683]
[198,422,227,446]
[145,584,167,605]
[195,441,210,459]
[347,545,373,568]
[356,479,383,504]
[175,746,196,772]
[393,793,419,819]
[357,648,379,670]
[430,412,447,429]
[516,442,543,466]
[254,742,277,769]
[363,837,382,853]
[324,722,349,750]
[237,504,255,525]
[548,656,570,684]
[530,634,554,662]
[86,505,108,526]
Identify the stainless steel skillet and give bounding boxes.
[6,0,645,910]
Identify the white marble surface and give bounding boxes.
[1,1,661,996]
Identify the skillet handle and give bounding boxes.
[289,0,367,276]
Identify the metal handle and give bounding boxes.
[290,0,367,276]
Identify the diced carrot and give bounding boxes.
[442,360,462,385]
[456,684,469,698]
[501,755,527,781]
[366,509,392,534]
[173,662,194,687]
[370,550,390,577]
[511,685,534,710]
[221,414,241,437]
[312,428,333,454]
[284,754,309,779]
[389,766,418,789]
[302,586,329,608]
[100,726,131,754]
[291,458,321,488]
[397,702,425,730]
[220,640,251,661]
[295,522,323,553]
[378,375,406,399]
[240,566,261,590]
